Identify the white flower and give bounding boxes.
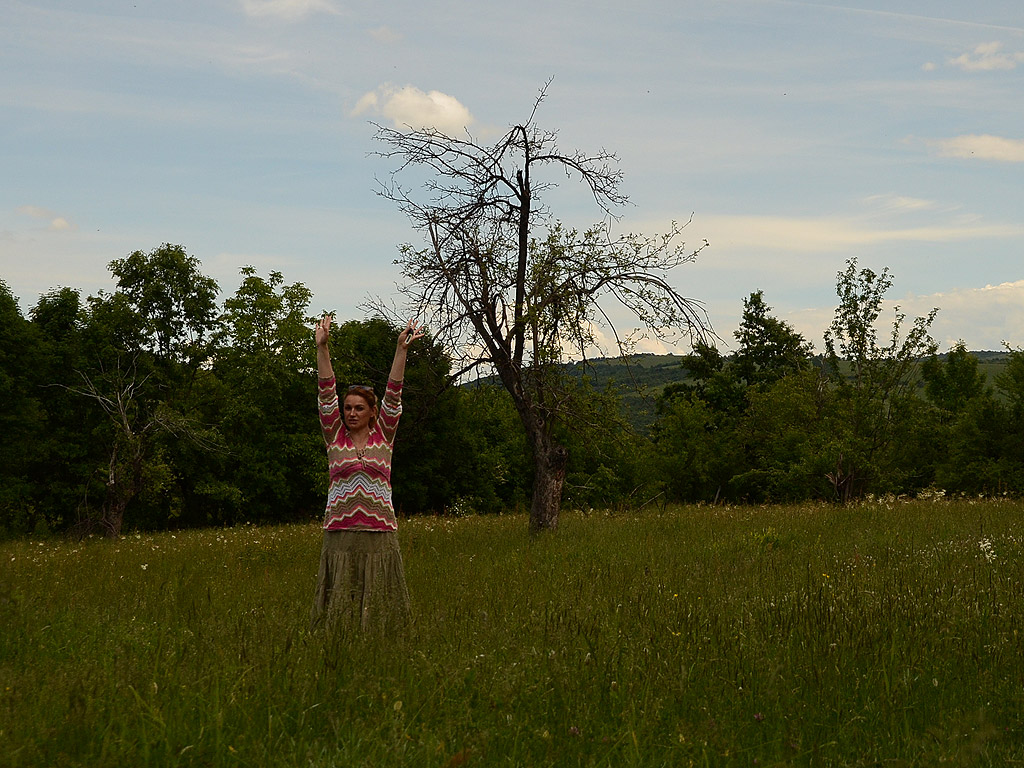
[979,538,996,563]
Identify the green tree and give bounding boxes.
[197,267,320,525]
[650,292,815,504]
[28,288,95,533]
[649,392,740,502]
[558,379,648,511]
[64,248,222,535]
[922,342,987,417]
[669,341,746,413]
[108,244,220,369]
[990,346,1024,493]
[374,93,709,531]
[822,258,938,501]
[933,392,1008,494]
[735,368,834,502]
[996,345,1024,422]
[69,290,171,536]
[733,290,814,388]
[420,382,532,515]
[0,281,46,534]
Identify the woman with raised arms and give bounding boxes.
[309,314,425,632]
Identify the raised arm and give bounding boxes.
[316,314,335,380]
[388,319,425,383]
[314,314,343,446]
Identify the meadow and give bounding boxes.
[2,500,1023,767]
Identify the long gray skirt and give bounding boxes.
[309,529,411,633]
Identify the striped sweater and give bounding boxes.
[317,377,403,532]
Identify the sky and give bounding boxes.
[2,0,1023,355]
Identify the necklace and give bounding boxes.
[351,428,370,463]
[353,437,368,461]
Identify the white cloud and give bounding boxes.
[861,193,940,214]
[949,42,1024,71]
[930,134,1024,163]
[16,205,76,232]
[16,205,54,219]
[690,212,1022,255]
[239,0,338,21]
[561,319,686,360]
[352,84,475,135]
[899,280,1024,350]
[785,281,1024,353]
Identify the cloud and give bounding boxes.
[16,205,76,232]
[690,212,1022,255]
[949,42,1024,71]
[930,134,1024,163]
[900,280,1024,350]
[239,0,338,21]
[352,85,475,135]
[777,281,1024,354]
[860,193,940,214]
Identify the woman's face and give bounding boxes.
[343,394,375,433]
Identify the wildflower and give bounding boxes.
[568,726,581,737]
[979,538,996,563]
[754,712,765,722]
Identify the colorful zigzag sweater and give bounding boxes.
[317,376,403,532]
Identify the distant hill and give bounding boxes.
[565,354,692,432]
[566,350,1011,432]
[469,351,1011,434]
[970,350,1011,384]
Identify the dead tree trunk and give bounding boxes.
[99,439,145,538]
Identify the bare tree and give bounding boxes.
[63,355,224,538]
[63,357,158,537]
[374,89,710,532]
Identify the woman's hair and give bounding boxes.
[344,384,377,410]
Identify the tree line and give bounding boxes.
[1,246,1022,538]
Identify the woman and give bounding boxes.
[309,313,425,632]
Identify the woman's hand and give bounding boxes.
[389,319,425,383]
[316,314,332,348]
[398,319,426,350]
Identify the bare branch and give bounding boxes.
[371,91,710,530]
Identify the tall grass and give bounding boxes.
[2,500,1023,766]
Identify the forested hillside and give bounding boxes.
[565,350,1011,432]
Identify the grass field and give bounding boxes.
[2,500,1023,767]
